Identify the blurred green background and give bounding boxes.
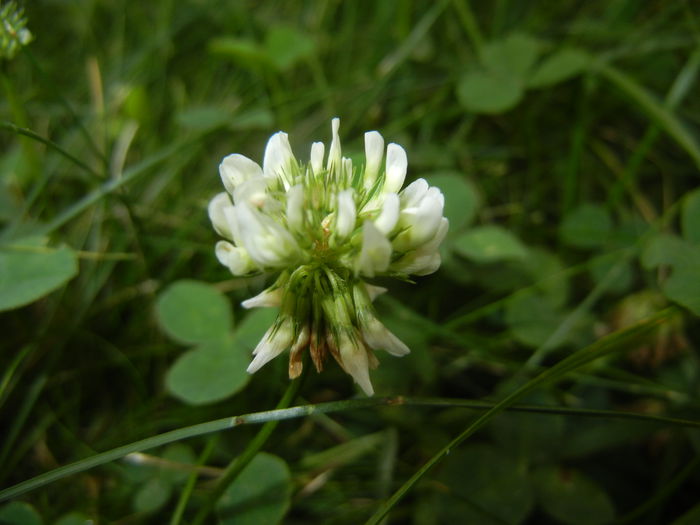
[1,1,700,523]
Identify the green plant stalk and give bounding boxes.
[608,48,700,209]
[35,138,191,236]
[364,307,677,525]
[0,375,46,477]
[615,453,700,524]
[2,382,697,500]
[20,46,108,168]
[0,121,101,179]
[191,374,305,525]
[169,435,218,525]
[594,59,700,170]
[451,0,484,54]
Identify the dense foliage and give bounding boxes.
[1,1,699,524]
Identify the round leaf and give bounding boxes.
[54,512,92,525]
[682,187,700,244]
[453,225,528,263]
[528,48,590,88]
[156,280,232,344]
[425,172,479,230]
[505,293,566,348]
[132,478,171,513]
[481,33,542,78]
[534,467,615,525]
[436,444,534,525]
[217,453,292,525]
[0,501,43,525]
[457,69,523,114]
[0,238,78,311]
[559,203,612,249]
[264,26,315,71]
[166,337,249,405]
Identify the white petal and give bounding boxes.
[263,132,295,187]
[363,283,387,301]
[338,332,374,396]
[235,202,298,267]
[286,184,304,232]
[361,314,410,356]
[374,192,399,235]
[394,187,445,251]
[356,221,391,277]
[222,206,243,246]
[219,154,263,194]
[342,157,353,179]
[390,219,448,275]
[232,176,268,207]
[215,241,255,275]
[247,319,294,373]
[326,118,342,172]
[336,189,356,238]
[384,143,407,193]
[363,131,384,188]
[208,192,233,239]
[399,178,429,208]
[241,287,283,309]
[310,141,325,174]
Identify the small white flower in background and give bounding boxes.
[208,118,448,395]
[0,1,32,60]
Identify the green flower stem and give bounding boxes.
[1,372,696,502]
[364,307,678,525]
[593,59,700,170]
[191,373,305,525]
[36,138,192,236]
[607,48,700,210]
[169,435,218,525]
[0,121,102,179]
[20,46,108,168]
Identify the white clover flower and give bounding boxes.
[208,118,448,395]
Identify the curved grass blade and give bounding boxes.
[364,307,679,525]
[2,371,697,503]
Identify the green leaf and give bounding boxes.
[490,391,566,464]
[232,307,279,350]
[54,512,92,525]
[505,293,566,348]
[682,187,700,243]
[208,37,271,69]
[0,238,78,311]
[520,248,569,308]
[264,26,315,71]
[528,48,591,88]
[533,466,615,525]
[425,172,479,230]
[156,280,232,345]
[641,234,700,315]
[481,33,542,78]
[132,478,171,513]
[161,443,196,484]
[457,69,523,114]
[559,203,612,248]
[435,444,534,525]
[177,106,233,132]
[453,225,528,263]
[165,337,250,405]
[217,453,292,525]
[0,501,43,525]
[590,255,633,293]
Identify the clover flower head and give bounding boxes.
[0,1,32,60]
[209,118,448,395]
